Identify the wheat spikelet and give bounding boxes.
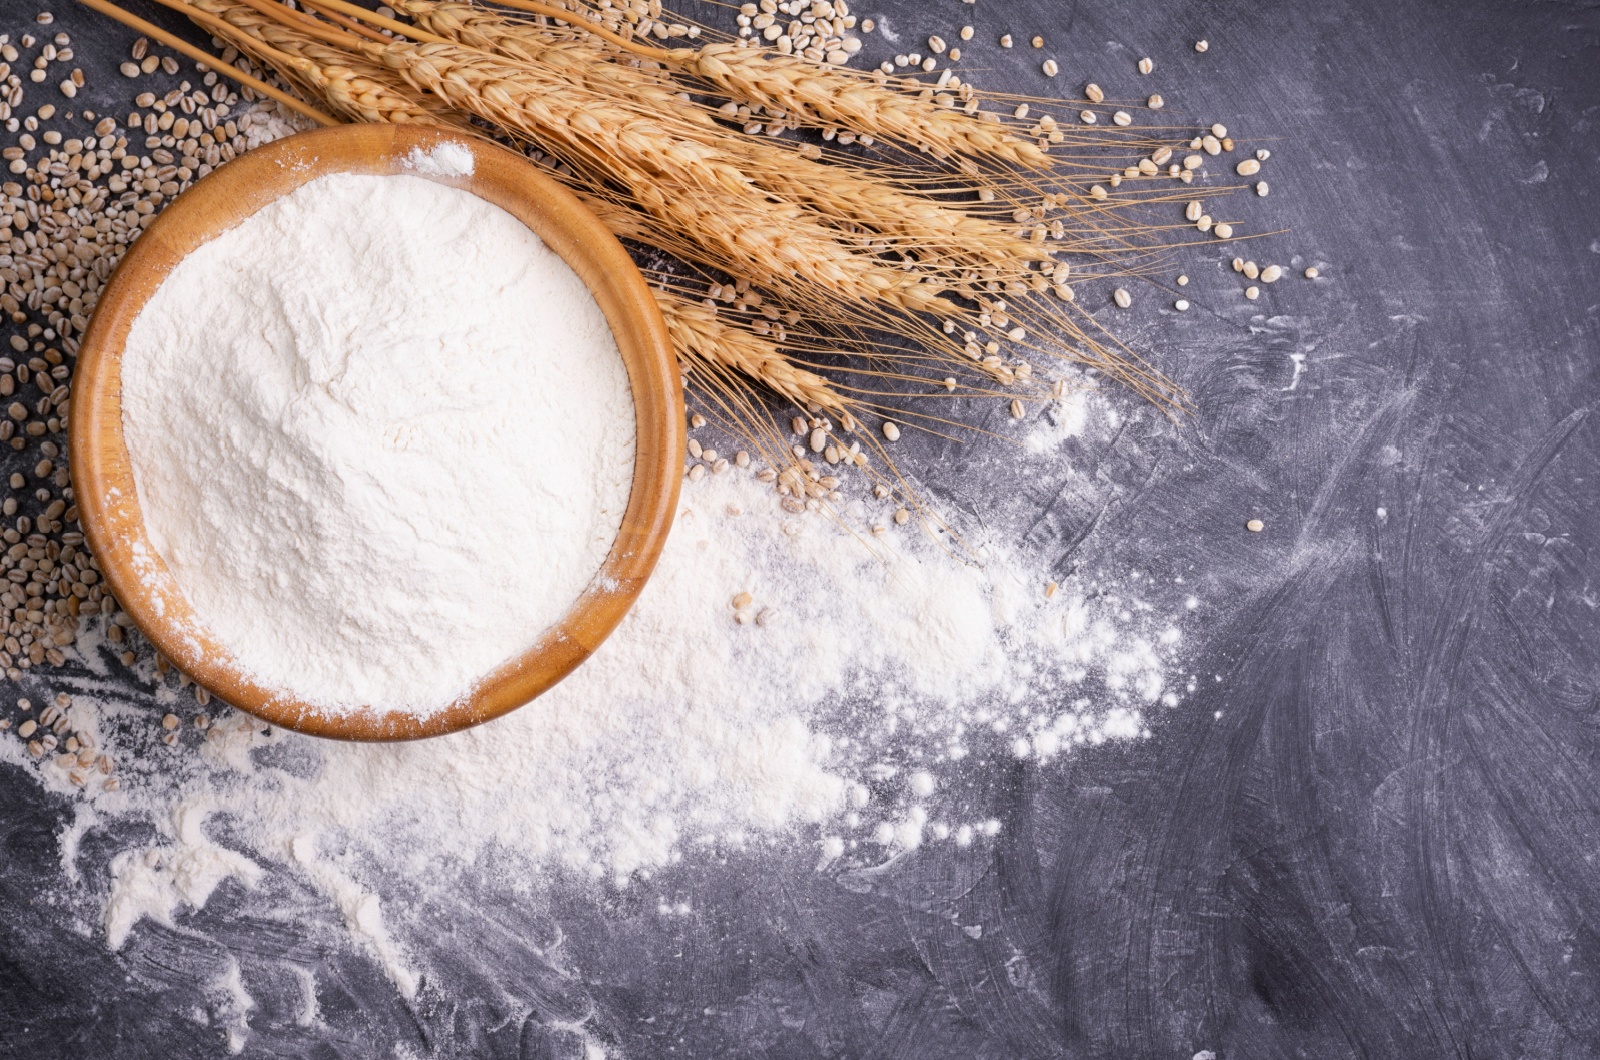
[673,43,1054,168]
[440,0,1052,169]
[188,0,466,125]
[661,295,851,415]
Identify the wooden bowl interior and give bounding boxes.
[68,125,683,740]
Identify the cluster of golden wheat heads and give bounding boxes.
[83,0,1229,501]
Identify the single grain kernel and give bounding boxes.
[1246,519,1265,532]
[1042,59,1059,77]
[1260,264,1283,283]
[1194,39,1209,52]
[1084,82,1104,102]
[1214,222,1234,239]
[1137,57,1153,74]
[1304,266,1320,279]
[882,421,900,441]
[1148,93,1164,109]
[1113,288,1132,308]
[1245,285,1260,300]
[1236,158,1260,176]
[1174,299,1189,311]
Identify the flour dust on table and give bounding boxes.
[5,384,1196,1006]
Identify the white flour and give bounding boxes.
[18,389,1197,1001]
[120,172,635,716]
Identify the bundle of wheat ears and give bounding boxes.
[81,0,1226,505]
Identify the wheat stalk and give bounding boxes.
[662,295,852,415]
[94,0,1194,424]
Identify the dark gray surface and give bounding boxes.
[3,0,1600,1056]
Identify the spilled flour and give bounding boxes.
[9,388,1194,1012]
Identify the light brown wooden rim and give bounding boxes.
[69,125,683,741]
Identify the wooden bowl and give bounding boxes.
[69,125,683,741]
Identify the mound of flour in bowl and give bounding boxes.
[119,172,636,716]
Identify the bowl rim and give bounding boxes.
[68,124,683,741]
